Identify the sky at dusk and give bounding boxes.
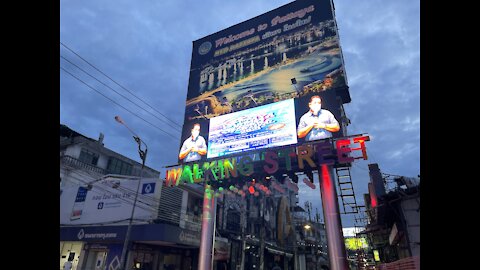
[60,0,419,227]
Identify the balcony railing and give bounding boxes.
[60,155,106,175]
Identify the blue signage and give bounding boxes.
[141,183,156,194]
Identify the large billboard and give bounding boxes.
[60,177,162,225]
[179,0,349,164]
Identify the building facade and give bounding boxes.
[359,164,420,269]
[60,124,331,270]
[60,124,204,270]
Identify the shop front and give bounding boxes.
[60,223,200,270]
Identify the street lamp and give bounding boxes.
[115,115,148,270]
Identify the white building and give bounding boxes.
[60,124,203,270]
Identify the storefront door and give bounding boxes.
[84,250,108,270]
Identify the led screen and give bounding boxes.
[344,237,369,250]
[207,99,297,158]
[373,250,380,261]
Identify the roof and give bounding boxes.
[60,124,96,142]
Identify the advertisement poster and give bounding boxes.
[60,177,161,225]
[207,99,297,158]
[179,0,349,163]
[70,186,88,220]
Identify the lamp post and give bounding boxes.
[115,115,148,270]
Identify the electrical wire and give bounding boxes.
[60,41,182,129]
[64,170,179,209]
[63,174,160,213]
[60,55,181,132]
[60,66,179,141]
[61,170,206,222]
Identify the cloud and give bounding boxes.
[60,0,419,227]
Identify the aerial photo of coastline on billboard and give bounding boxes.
[179,0,349,164]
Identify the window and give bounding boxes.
[107,157,133,175]
[79,148,99,166]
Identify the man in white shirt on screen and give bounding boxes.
[179,123,207,162]
[297,95,340,141]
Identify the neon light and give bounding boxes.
[336,139,354,163]
[223,158,237,178]
[179,165,194,185]
[238,156,254,176]
[166,135,370,191]
[297,145,316,169]
[315,141,335,165]
[369,183,377,208]
[264,151,279,174]
[193,164,204,183]
[303,177,316,189]
[352,136,370,160]
[165,167,182,187]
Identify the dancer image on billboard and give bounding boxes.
[179,123,207,163]
[297,95,340,141]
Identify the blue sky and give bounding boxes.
[60,0,419,227]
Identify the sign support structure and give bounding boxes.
[317,164,349,270]
[198,184,217,270]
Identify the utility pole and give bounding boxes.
[115,116,148,270]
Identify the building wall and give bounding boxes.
[401,197,420,257]
[65,144,82,159]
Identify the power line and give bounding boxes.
[64,173,177,213]
[62,170,194,210]
[60,66,179,141]
[64,172,160,210]
[60,41,183,129]
[60,55,182,132]
[61,175,202,228]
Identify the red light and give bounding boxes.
[370,194,377,208]
[368,183,377,208]
[248,186,255,194]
